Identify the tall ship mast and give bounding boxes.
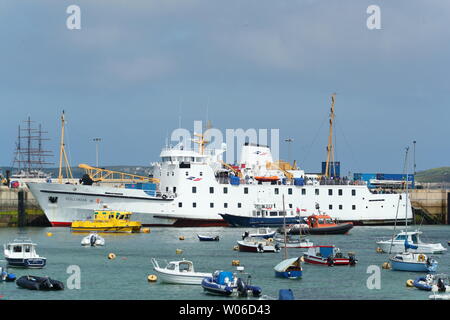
[11,116,53,180]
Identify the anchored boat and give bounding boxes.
[197,234,220,241]
[237,238,281,253]
[242,227,276,240]
[377,230,446,254]
[81,232,105,247]
[303,246,357,266]
[3,239,46,269]
[151,258,212,285]
[413,274,450,292]
[201,270,262,297]
[71,209,141,233]
[16,275,64,291]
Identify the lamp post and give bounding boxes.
[92,138,102,167]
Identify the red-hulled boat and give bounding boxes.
[303,246,357,266]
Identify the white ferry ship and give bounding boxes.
[27,142,412,227]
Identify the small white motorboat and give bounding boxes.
[81,233,105,247]
[237,238,281,253]
[242,227,276,240]
[3,239,46,268]
[377,230,446,254]
[151,258,212,285]
[274,235,314,249]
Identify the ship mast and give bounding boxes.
[325,93,336,178]
[58,111,74,183]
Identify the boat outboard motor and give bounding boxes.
[349,255,357,266]
[237,278,248,297]
[327,256,334,267]
[257,243,264,253]
[274,243,280,252]
[437,278,446,292]
[242,232,249,240]
[90,234,96,247]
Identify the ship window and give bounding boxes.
[109,215,114,219]
[352,189,356,196]
[289,204,293,208]
[185,172,189,176]
[178,202,182,208]
[328,189,333,196]
[223,187,228,194]
[411,235,418,244]
[24,245,31,253]
[352,205,356,210]
[172,172,174,176]
[200,172,203,176]
[329,204,333,210]
[192,187,197,193]
[288,188,292,195]
[302,189,306,195]
[173,187,176,193]
[256,211,261,216]
[244,187,248,194]
[270,211,278,216]
[210,203,214,208]
[252,211,256,217]
[338,189,343,196]
[274,188,279,195]
[224,203,228,208]
[238,203,242,208]
[13,246,22,253]
[210,187,214,194]
[339,205,343,210]
[315,189,319,195]
[167,263,176,270]
[193,202,196,208]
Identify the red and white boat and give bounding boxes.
[237,238,281,253]
[303,246,357,266]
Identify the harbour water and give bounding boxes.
[0,225,449,300]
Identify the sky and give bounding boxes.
[0,0,449,175]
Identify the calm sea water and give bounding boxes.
[0,225,449,300]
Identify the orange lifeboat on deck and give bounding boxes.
[254,176,280,182]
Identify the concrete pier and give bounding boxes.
[409,189,449,224]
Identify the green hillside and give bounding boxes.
[415,167,450,183]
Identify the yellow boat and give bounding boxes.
[71,210,142,233]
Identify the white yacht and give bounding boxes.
[150,258,212,285]
[377,230,446,254]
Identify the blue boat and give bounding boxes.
[279,289,295,300]
[201,270,262,297]
[274,257,303,279]
[389,252,438,272]
[413,274,449,292]
[220,203,303,227]
[0,266,16,282]
[197,234,219,241]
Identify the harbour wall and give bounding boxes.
[409,189,449,224]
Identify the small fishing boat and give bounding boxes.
[71,209,141,233]
[3,239,46,269]
[303,246,357,266]
[197,234,220,241]
[16,275,64,291]
[274,195,303,280]
[389,252,438,272]
[413,274,450,292]
[81,232,105,247]
[242,227,276,240]
[280,223,310,235]
[377,230,446,254]
[274,257,303,279]
[201,270,262,297]
[220,203,302,228]
[151,258,212,285]
[237,238,280,253]
[274,235,314,249]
